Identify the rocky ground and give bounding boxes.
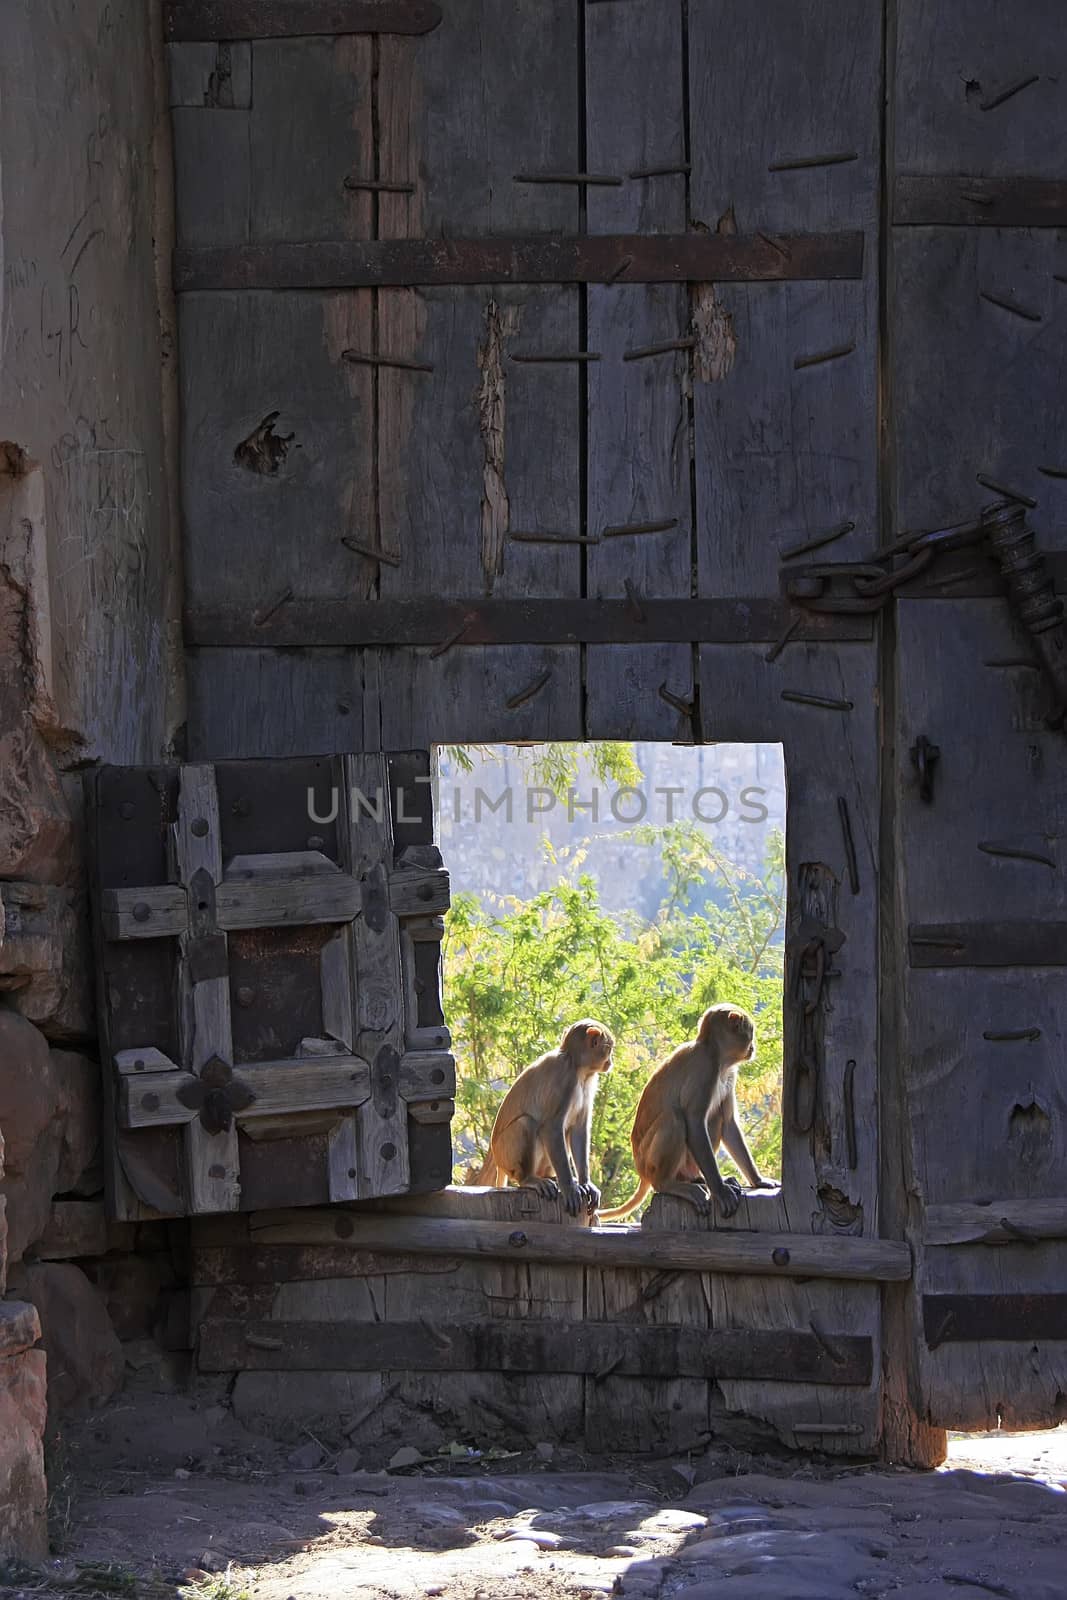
[2,1383,1065,1600]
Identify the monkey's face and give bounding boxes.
[702,1004,756,1064]
[569,1019,615,1074]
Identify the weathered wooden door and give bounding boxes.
[887,3,1067,1433]
[160,0,1067,1450]
[88,753,454,1218]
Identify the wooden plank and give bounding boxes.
[909,924,1067,968]
[894,1,1067,181]
[893,233,1067,549]
[326,1115,360,1202]
[585,0,690,732]
[192,1243,461,1283]
[927,1200,1067,1248]
[371,645,585,748]
[388,866,449,917]
[115,1047,182,1076]
[185,597,874,648]
[398,1051,455,1101]
[164,1,443,41]
[688,0,880,597]
[173,232,867,292]
[346,754,410,1196]
[166,42,252,107]
[585,645,697,741]
[923,1294,1067,1344]
[119,1054,372,1128]
[199,1317,873,1383]
[180,291,377,619]
[585,1194,711,1456]
[103,870,362,939]
[697,643,880,1224]
[894,176,1067,227]
[186,650,369,760]
[246,1210,912,1281]
[174,765,241,1213]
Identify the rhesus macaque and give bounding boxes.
[471,1020,615,1215]
[598,1004,773,1221]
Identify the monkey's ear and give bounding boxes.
[585,1025,602,1044]
[727,1010,745,1029]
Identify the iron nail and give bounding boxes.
[843,1060,857,1171]
[1038,465,1067,479]
[837,797,860,895]
[430,613,475,658]
[997,1216,1040,1246]
[602,517,679,538]
[793,342,855,370]
[608,254,634,283]
[982,1028,1041,1042]
[505,668,552,710]
[658,681,694,716]
[979,74,1039,111]
[809,1319,849,1366]
[342,349,434,373]
[764,615,803,663]
[343,175,416,193]
[980,289,1042,323]
[624,578,646,622]
[513,171,622,186]
[779,520,855,560]
[976,473,1037,508]
[509,530,600,545]
[253,586,294,627]
[781,690,853,711]
[977,840,1055,868]
[341,536,402,567]
[629,162,691,179]
[768,151,858,171]
[757,230,793,261]
[623,337,696,361]
[510,350,601,363]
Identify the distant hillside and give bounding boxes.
[434,742,786,924]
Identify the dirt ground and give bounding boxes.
[4,1374,1066,1600]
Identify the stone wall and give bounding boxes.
[0,0,180,1560]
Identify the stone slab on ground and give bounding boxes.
[11,1392,1067,1600]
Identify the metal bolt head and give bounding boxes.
[508,1230,528,1249]
[141,1093,160,1111]
[771,1247,790,1267]
[380,1141,397,1161]
[235,986,255,1008]
[430,1067,445,1084]
[190,817,209,838]
[132,902,152,923]
[119,801,136,820]
[307,835,324,850]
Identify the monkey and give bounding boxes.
[470,1019,615,1215]
[597,1003,774,1222]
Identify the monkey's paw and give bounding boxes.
[681,1183,712,1216]
[522,1178,561,1202]
[559,1181,587,1216]
[580,1182,601,1214]
[716,1182,742,1218]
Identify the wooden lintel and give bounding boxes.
[186,598,873,650]
[246,1209,912,1282]
[164,1,442,42]
[924,1294,1067,1345]
[895,174,1067,228]
[198,1317,873,1385]
[173,231,865,294]
[926,1199,1067,1248]
[909,922,1067,969]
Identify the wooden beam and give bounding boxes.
[909,922,1067,969]
[103,869,363,942]
[186,598,873,650]
[163,1,442,41]
[246,1210,912,1282]
[924,1295,1067,1345]
[198,1317,874,1385]
[173,231,865,293]
[895,175,1067,228]
[120,1055,371,1129]
[926,1199,1067,1248]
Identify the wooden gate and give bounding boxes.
[88,753,454,1217]
[154,0,1067,1450]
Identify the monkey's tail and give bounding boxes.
[596,1177,652,1221]
[469,1150,501,1187]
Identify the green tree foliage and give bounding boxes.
[443,825,785,1208]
